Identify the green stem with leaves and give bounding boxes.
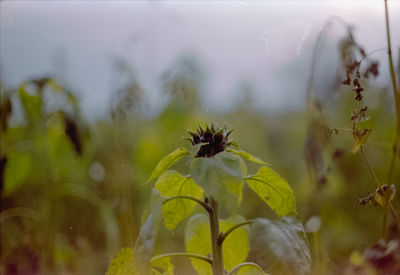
[209,197,224,275]
[162,195,259,275]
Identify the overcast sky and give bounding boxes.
[1,1,399,120]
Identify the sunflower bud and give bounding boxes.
[188,123,233,158]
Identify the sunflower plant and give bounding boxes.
[106,124,310,275]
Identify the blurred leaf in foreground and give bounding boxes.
[3,152,32,197]
[248,217,310,275]
[19,83,42,125]
[134,189,163,273]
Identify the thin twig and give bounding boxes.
[384,0,399,99]
[389,201,400,231]
[359,47,387,64]
[360,146,381,187]
[360,147,391,239]
[384,0,400,186]
[382,203,388,239]
[387,131,399,185]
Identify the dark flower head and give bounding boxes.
[187,123,233,158]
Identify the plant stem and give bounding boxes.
[384,0,399,101]
[398,48,400,84]
[227,262,265,275]
[387,131,399,185]
[150,253,212,265]
[163,195,212,213]
[384,0,400,186]
[312,231,325,275]
[389,201,400,231]
[208,197,224,275]
[360,147,390,238]
[219,220,253,245]
[360,146,381,187]
[382,203,388,239]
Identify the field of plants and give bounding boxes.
[1,1,400,275]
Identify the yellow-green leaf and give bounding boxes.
[155,170,203,230]
[150,256,174,275]
[227,149,268,166]
[146,147,190,184]
[245,166,296,216]
[106,247,136,275]
[184,214,212,275]
[221,215,250,271]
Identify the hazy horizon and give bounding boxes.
[1,1,399,120]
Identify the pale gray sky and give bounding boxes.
[1,1,399,120]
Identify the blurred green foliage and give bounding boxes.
[0,46,399,275]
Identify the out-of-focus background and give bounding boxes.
[1,1,400,274]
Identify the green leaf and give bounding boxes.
[227,149,267,165]
[227,139,240,149]
[150,256,174,275]
[3,152,32,197]
[106,247,136,275]
[146,147,190,184]
[47,119,83,180]
[19,83,42,124]
[248,217,310,275]
[185,214,249,275]
[155,170,203,230]
[245,166,296,216]
[134,189,163,273]
[190,152,243,208]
